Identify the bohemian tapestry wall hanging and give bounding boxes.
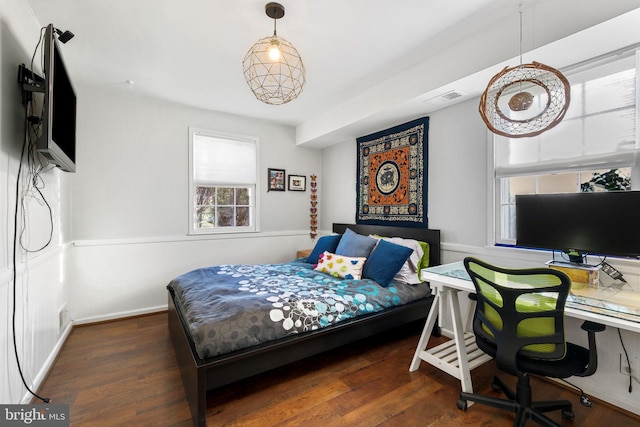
[356,117,429,228]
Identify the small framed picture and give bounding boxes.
[268,168,286,191]
[288,174,306,191]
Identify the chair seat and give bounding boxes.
[476,334,591,379]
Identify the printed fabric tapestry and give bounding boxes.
[356,117,429,227]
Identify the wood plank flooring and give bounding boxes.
[34,312,640,426]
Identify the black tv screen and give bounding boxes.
[37,24,76,173]
[515,191,640,259]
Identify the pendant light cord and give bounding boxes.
[518,3,524,68]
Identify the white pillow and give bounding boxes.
[384,237,423,270]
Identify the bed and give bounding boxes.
[167,223,441,426]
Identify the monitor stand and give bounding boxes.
[546,260,601,289]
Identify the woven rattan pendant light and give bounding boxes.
[479,7,570,138]
[242,2,306,105]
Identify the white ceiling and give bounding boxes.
[24,0,640,147]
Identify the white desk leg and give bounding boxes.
[409,288,441,372]
[465,297,475,333]
[438,288,454,338]
[448,290,474,393]
[437,285,445,335]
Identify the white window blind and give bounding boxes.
[193,134,257,185]
[495,52,638,179]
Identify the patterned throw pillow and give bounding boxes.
[313,251,367,280]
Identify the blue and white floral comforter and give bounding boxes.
[168,260,431,359]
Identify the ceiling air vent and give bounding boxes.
[425,90,467,105]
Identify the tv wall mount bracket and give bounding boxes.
[18,63,44,106]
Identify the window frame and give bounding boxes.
[490,47,640,248]
[188,127,260,235]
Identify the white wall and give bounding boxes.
[69,84,322,323]
[320,139,356,226]
[72,84,321,240]
[321,97,640,415]
[1,0,72,404]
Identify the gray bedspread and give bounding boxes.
[168,259,431,359]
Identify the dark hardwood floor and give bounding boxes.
[35,312,640,426]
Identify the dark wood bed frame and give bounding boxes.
[168,223,441,426]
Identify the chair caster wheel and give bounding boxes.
[491,377,502,393]
[457,399,468,411]
[561,409,574,420]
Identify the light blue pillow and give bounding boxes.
[305,234,342,264]
[363,239,414,287]
[334,228,378,258]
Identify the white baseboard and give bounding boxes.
[21,321,74,404]
[73,305,168,325]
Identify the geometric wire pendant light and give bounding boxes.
[242,2,306,105]
[479,8,570,138]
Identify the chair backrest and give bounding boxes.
[463,257,571,376]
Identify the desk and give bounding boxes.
[410,261,640,395]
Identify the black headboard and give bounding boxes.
[332,223,441,266]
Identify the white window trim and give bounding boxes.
[487,128,498,248]
[188,127,261,235]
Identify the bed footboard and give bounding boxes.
[168,291,207,427]
[169,289,432,427]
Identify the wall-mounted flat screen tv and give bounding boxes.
[37,23,76,173]
[515,191,640,261]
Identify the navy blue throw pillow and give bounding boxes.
[305,234,342,264]
[363,239,414,287]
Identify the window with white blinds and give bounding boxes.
[494,48,639,245]
[189,128,258,234]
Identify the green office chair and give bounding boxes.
[457,257,605,427]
